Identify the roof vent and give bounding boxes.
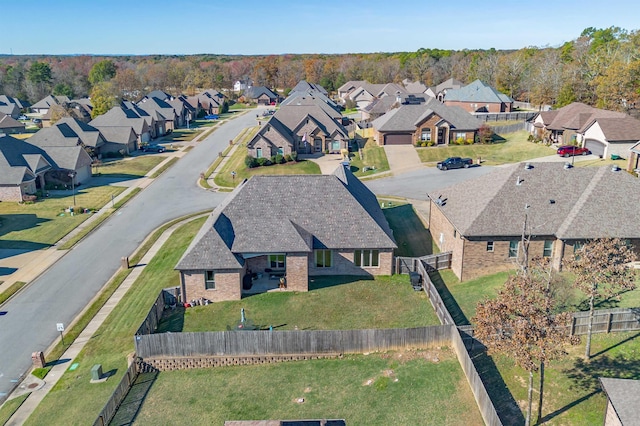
[524,162,533,170]
[611,164,620,172]
[516,176,523,186]
[564,162,573,169]
[549,199,556,204]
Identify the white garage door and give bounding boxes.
[585,139,606,158]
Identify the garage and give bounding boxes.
[384,133,413,145]
[584,139,606,158]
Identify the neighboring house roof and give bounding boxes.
[144,90,172,101]
[246,117,292,150]
[31,95,70,110]
[136,97,176,122]
[0,113,25,131]
[364,94,428,116]
[599,378,640,426]
[444,79,513,104]
[89,106,150,136]
[280,93,342,118]
[39,146,92,171]
[0,102,20,118]
[176,165,396,271]
[435,78,464,94]
[244,86,278,100]
[28,117,104,149]
[272,104,348,138]
[543,102,625,132]
[583,116,640,141]
[403,80,428,93]
[372,98,482,132]
[428,162,640,240]
[292,80,328,96]
[0,95,30,110]
[338,80,368,94]
[0,135,51,185]
[94,125,137,146]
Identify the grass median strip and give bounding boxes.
[0,281,27,305]
[149,157,178,178]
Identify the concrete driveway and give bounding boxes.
[384,145,424,175]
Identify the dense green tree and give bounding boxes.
[53,82,75,98]
[88,60,117,85]
[90,81,119,118]
[27,61,52,84]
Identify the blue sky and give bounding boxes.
[2,0,640,55]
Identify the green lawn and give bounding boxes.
[214,128,321,188]
[382,202,436,257]
[0,186,124,250]
[350,138,390,177]
[488,331,640,425]
[132,349,483,425]
[156,128,204,143]
[95,156,164,178]
[25,217,207,426]
[0,393,29,425]
[416,131,556,165]
[161,275,440,333]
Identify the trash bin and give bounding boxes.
[409,272,422,291]
[611,154,622,160]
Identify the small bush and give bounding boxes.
[284,154,292,162]
[455,137,466,145]
[275,154,285,164]
[466,139,474,145]
[256,157,271,167]
[244,155,258,168]
[427,141,435,147]
[290,151,298,162]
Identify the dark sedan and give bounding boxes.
[557,145,591,157]
[141,144,166,153]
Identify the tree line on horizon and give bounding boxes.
[1,26,639,114]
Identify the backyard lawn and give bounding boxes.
[382,202,436,257]
[159,274,440,333]
[416,131,556,165]
[131,349,483,425]
[0,186,124,250]
[349,138,390,177]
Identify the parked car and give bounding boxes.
[18,115,28,120]
[437,157,473,170]
[31,118,42,124]
[557,145,591,157]
[204,114,219,120]
[141,144,166,153]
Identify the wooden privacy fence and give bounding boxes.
[569,307,640,335]
[417,260,455,326]
[135,289,171,336]
[474,112,537,122]
[395,252,452,274]
[93,361,138,426]
[490,122,527,134]
[135,326,452,358]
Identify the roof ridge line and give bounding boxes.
[556,166,607,237]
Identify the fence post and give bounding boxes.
[607,313,612,333]
[570,316,576,336]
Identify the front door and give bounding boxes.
[437,128,445,145]
[314,138,322,152]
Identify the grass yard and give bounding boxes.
[487,331,640,425]
[0,393,30,425]
[382,202,436,257]
[416,131,556,165]
[132,349,483,425]
[0,186,124,250]
[156,127,204,143]
[95,156,164,178]
[160,274,440,333]
[25,217,207,426]
[349,138,390,177]
[214,127,321,188]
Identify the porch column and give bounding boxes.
[39,174,46,191]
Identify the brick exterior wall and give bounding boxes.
[0,185,23,202]
[308,249,394,276]
[374,113,477,146]
[444,100,511,113]
[285,253,308,292]
[181,269,242,302]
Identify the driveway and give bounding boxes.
[0,110,257,401]
[384,145,424,175]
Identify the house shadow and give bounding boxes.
[427,271,470,326]
[308,275,372,291]
[382,204,435,257]
[84,174,145,187]
[108,370,159,426]
[155,306,185,333]
[0,214,51,240]
[0,267,17,276]
[469,347,526,426]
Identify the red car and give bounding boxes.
[557,145,591,157]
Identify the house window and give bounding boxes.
[573,241,583,252]
[543,240,553,257]
[269,254,285,269]
[354,249,379,267]
[508,240,519,258]
[205,270,215,290]
[486,241,494,252]
[277,147,284,155]
[315,250,332,268]
[455,132,466,140]
[256,148,263,158]
[421,128,431,141]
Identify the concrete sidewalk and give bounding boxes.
[4,214,203,425]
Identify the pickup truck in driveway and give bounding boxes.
[437,157,473,170]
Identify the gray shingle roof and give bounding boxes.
[176,166,396,270]
[273,105,347,139]
[586,116,640,141]
[428,162,640,240]
[292,81,328,96]
[372,98,482,132]
[444,79,513,104]
[600,378,640,426]
[89,106,150,136]
[0,113,25,130]
[244,86,278,100]
[0,135,50,185]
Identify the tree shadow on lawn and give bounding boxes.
[428,271,470,326]
[109,370,159,426]
[308,275,372,291]
[470,347,526,426]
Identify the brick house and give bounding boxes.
[628,141,640,173]
[599,378,640,426]
[371,98,482,145]
[443,79,513,113]
[0,135,51,201]
[176,165,397,302]
[427,162,640,281]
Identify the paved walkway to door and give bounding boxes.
[384,145,424,175]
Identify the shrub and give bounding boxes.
[290,151,298,162]
[244,155,258,168]
[284,154,292,162]
[477,123,494,144]
[270,155,277,164]
[256,157,271,167]
[275,154,285,164]
[427,141,435,147]
[421,141,427,147]
[466,138,474,145]
[456,137,466,145]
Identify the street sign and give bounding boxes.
[56,323,64,332]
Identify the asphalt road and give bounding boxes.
[365,164,496,200]
[0,111,258,400]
